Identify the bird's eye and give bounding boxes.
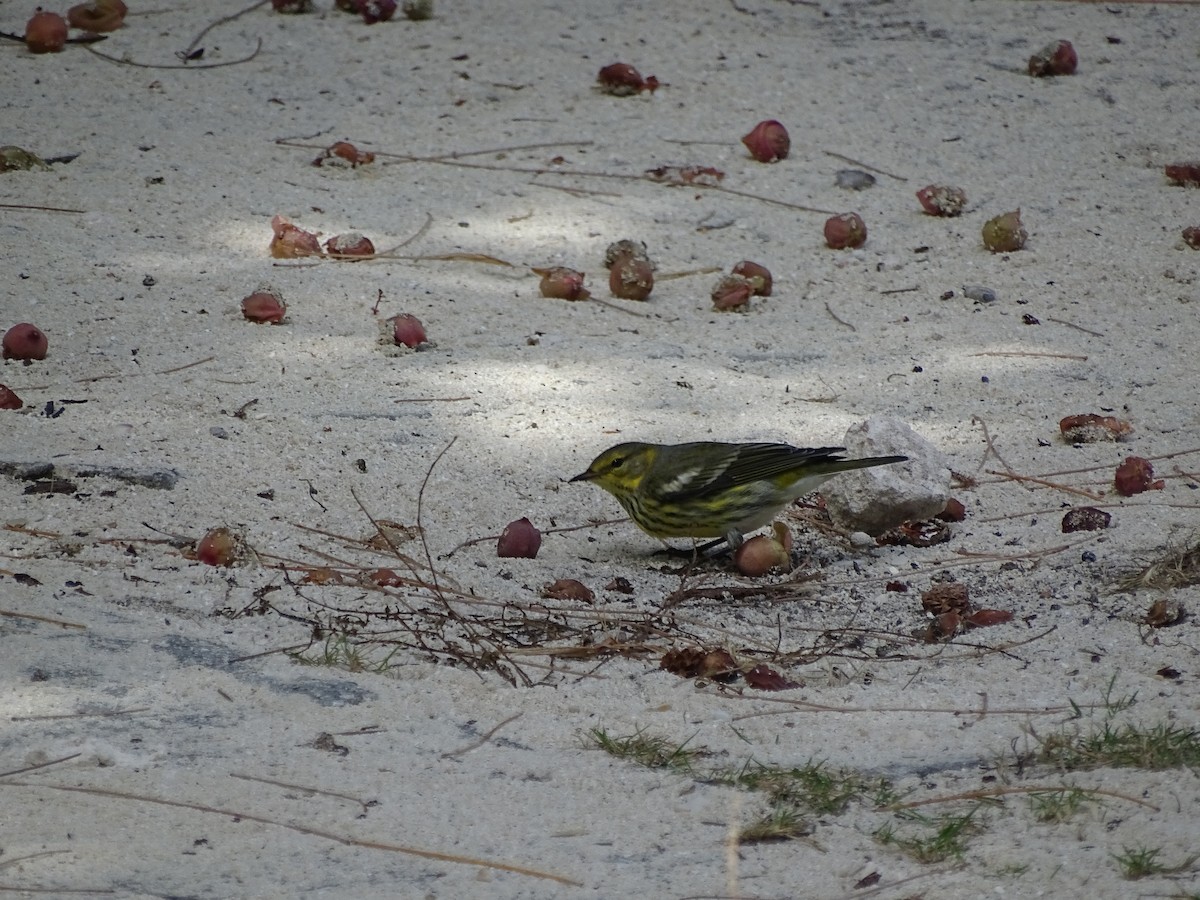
[610,456,625,469]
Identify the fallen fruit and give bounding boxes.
[324,232,376,258]
[824,212,867,249]
[1028,39,1077,77]
[1114,456,1164,496]
[196,527,241,566]
[603,239,650,270]
[388,313,427,348]
[734,523,792,576]
[609,255,655,301]
[2,323,49,360]
[731,260,772,296]
[241,287,287,324]
[358,0,397,22]
[596,63,658,95]
[67,0,127,32]
[1165,163,1200,187]
[269,215,323,259]
[711,274,754,312]
[1059,413,1133,442]
[916,184,967,217]
[24,12,68,53]
[981,209,1027,252]
[0,384,22,409]
[497,517,541,558]
[534,266,589,300]
[741,119,790,163]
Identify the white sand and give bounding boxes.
[3,1,1199,897]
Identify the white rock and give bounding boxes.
[824,416,952,535]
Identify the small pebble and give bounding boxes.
[835,169,876,190]
[848,531,875,548]
[963,284,998,303]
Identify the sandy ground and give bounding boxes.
[3,0,1200,898]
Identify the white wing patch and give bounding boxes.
[658,467,701,494]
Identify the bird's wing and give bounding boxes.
[648,443,845,500]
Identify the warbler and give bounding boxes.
[570,441,907,549]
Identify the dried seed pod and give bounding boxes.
[921,581,970,615]
[24,11,68,53]
[0,384,22,410]
[981,209,1027,252]
[1059,413,1133,443]
[316,141,375,167]
[67,0,127,32]
[534,267,589,300]
[1144,598,1185,628]
[324,232,376,258]
[388,313,427,348]
[609,256,655,300]
[916,184,967,217]
[711,274,754,312]
[2,323,48,361]
[497,517,541,558]
[927,610,961,641]
[196,527,243,566]
[1166,163,1200,187]
[596,63,658,95]
[741,119,789,163]
[1114,456,1164,496]
[241,286,287,324]
[1028,39,1077,77]
[731,260,772,296]
[269,215,323,259]
[744,664,800,691]
[541,578,595,602]
[603,239,650,269]
[824,212,867,249]
[965,609,1014,628]
[1061,507,1111,533]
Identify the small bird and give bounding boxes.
[570,441,907,550]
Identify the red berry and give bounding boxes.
[2,323,49,361]
[24,12,68,53]
[824,212,867,249]
[497,517,541,558]
[741,120,790,163]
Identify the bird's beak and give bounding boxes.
[568,470,594,483]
